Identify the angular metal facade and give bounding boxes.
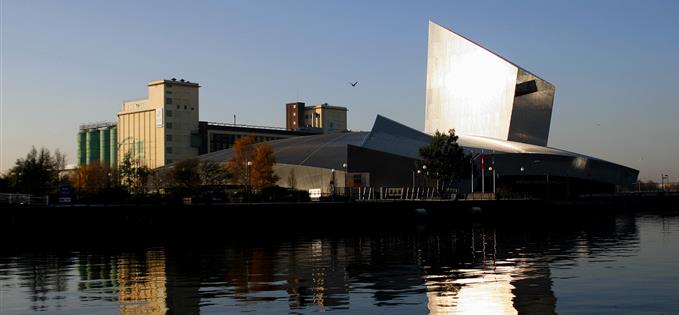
[424,21,554,146]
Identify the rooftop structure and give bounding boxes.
[286,102,348,134]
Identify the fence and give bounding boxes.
[332,187,457,201]
[0,193,49,206]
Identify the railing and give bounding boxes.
[205,121,289,131]
[332,187,458,201]
[0,193,49,206]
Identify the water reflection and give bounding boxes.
[2,212,677,314]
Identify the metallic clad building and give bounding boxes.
[425,21,554,146]
[188,115,638,194]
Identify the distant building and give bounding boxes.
[77,121,117,167]
[286,102,348,133]
[78,79,346,169]
[197,121,317,155]
[286,102,306,131]
[117,78,200,168]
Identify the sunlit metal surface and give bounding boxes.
[508,70,555,146]
[425,21,554,146]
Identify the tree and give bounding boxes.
[417,129,470,190]
[226,136,256,187]
[287,168,297,189]
[69,163,116,196]
[250,143,279,190]
[4,146,62,194]
[119,152,150,194]
[199,160,230,187]
[168,158,201,195]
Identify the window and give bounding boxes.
[166,147,173,154]
[166,122,173,129]
[293,112,296,116]
[191,107,194,111]
[184,105,187,110]
[166,135,173,141]
[166,90,173,94]
[177,105,180,109]
[166,159,173,164]
[293,121,296,125]
[166,97,172,105]
[165,109,173,117]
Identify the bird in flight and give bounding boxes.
[350,81,358,87]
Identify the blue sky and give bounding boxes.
[2,0,678,180]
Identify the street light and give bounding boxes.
[661,174,669,191]
[246,160,253,193]
[422,165,427,188]
[342,162,348,197]
[413,169,422,187]
[488,165,495,194]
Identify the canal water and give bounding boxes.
[1,210,678,314]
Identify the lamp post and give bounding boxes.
[246,160,253,194]
[422,165,427,189]
[661,174,669,191]
[481,155,485,194]
[414,169,421,187]
[489,166,495,194]
[342,162,348,197]
[412,170,416,188]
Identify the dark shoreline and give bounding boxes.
[4,193,678,233]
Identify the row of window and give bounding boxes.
[208,134,284,152]
[165,98,195,111]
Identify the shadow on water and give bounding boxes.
[1,207,678,314]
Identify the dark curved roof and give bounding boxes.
[198,131,368,170]
[191,115,638,186]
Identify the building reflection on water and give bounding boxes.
[1,213,643,314]
[116,250,167,315]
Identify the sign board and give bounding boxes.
[156,108,163,128]
[58,184,71,196]
[309,188,322,201]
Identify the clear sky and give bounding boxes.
[1,0,678,181]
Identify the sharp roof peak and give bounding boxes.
[427,20,553,86]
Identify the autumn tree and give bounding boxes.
[70,163,117,196]
[226,136,256,187]
[250,143,279,190]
